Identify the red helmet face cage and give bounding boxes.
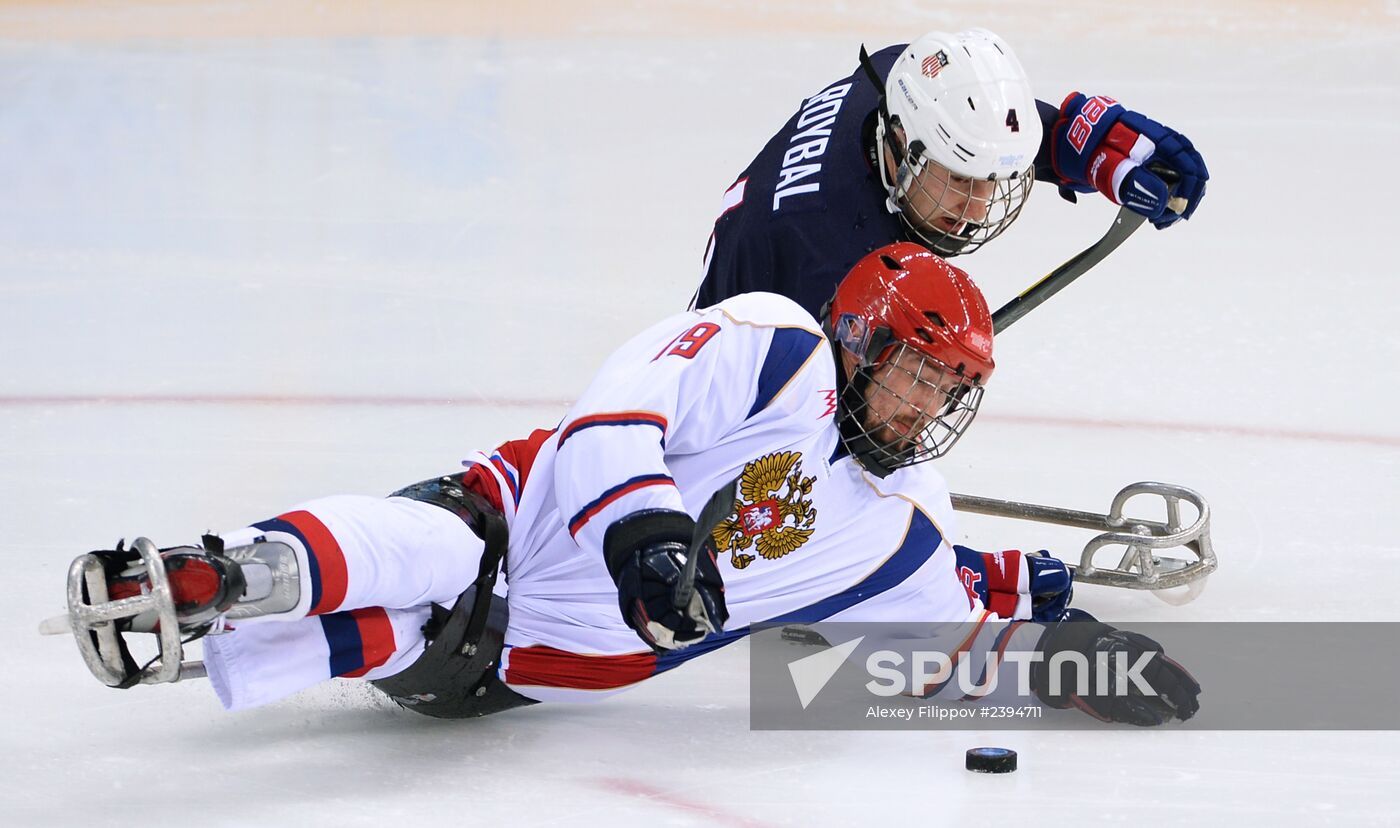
[825,243,994,474]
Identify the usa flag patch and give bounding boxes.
[921,50,949,79]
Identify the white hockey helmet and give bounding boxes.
[874,28,1042,255]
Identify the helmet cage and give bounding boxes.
[838,340,985,473]
[876,116,1034,257]
[856,44,1035,257]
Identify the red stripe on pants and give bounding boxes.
[282,509,349,616]
[343,607,396,678]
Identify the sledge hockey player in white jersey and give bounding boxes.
[53,243,1199,726]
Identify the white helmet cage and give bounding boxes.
[868,29,1043,256]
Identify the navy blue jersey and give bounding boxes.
[694,45,1062,320]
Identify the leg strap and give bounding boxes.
[373,474,535,718]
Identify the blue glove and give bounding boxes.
[953,546,1074,622]
[603,510,728,652]
[1050,91,1208,228]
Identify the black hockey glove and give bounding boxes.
[603,509,728,653]
[1032,610,1200,726]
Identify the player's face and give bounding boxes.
[856,346,964,451]
[883,126,996,239]
[902,161,997,237]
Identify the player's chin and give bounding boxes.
[869,425,919,453]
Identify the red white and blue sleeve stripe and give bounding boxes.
[566,473,677,538]
[557,411,669,450]
[556,411,679,540]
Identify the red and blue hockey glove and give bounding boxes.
[953,545,1073,622]
[604,509,728,652]
[1033,610,1201,725]
[1051,92,1208,228]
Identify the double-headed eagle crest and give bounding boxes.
[710,451,817,570]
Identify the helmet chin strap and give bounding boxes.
[819,324,912,479]
[837,371,902,479]
[858,46,898,160]
[819,309,897,479]
[858,45,906,202]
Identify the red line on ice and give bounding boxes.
[0,393,575,409]
[594,777,778,828]
[2,393,1397,448]
[979,412,1400,449]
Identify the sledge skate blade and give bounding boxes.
[38,613,71,635]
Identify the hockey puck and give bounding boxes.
[965,747,1017,774]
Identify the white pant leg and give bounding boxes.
[203,605,432,711]
[222,494,484,621]
[202,494,484,711]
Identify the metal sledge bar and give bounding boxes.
[64,537,202,686]
[949,482,1217,591]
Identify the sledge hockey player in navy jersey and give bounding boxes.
[693,28,1210,319]
[53,244,1198,726]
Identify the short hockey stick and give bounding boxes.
[672,476,739,614]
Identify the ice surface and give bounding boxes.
[2,2,1398,825]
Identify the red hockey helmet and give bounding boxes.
[824,242,994,474]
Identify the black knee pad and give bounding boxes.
[374,474,534,718]
[370,587,536,719]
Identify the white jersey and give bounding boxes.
[459,293,977,701]
[200,292,986,711]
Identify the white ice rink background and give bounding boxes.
[2,1,1398,824]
